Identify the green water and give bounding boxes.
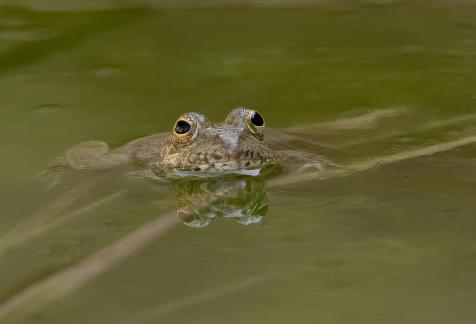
[1,4,476,323]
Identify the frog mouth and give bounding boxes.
[169,158,275,178]
[189,158,272,172]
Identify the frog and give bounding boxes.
[50,107,327,179]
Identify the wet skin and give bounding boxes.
[52,107,325,178]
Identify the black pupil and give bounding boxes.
[250,111,264,127]
[175,120,191,134]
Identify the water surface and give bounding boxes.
[1,4,476,324]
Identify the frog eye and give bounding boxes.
[174,120,192,135]
[172,113,206,144]
[250,111,264,127]
[245,109,265,140]
[225,107,265,139]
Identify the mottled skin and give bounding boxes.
[52,108,303,177]
[155,108,276,173]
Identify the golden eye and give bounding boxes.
[174,120,192,135]
[224,107,265,139]
[245,109,265,140]
[172,113,206,144]
[249,111,264,127]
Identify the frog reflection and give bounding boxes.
[174,177,268,228]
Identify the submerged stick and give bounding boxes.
[270,135,476,188]
[0,211,179,321]
[340,111,476,148]
[131,274,270,323]
[0,190,126,256]
[289,106,408,132]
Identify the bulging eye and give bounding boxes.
[174,120,192,135]
[171,112,207,145]
[250,111,264,127]
[224,107,265,140]
[245,109,265,140]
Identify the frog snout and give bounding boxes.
[217,129,244,151]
